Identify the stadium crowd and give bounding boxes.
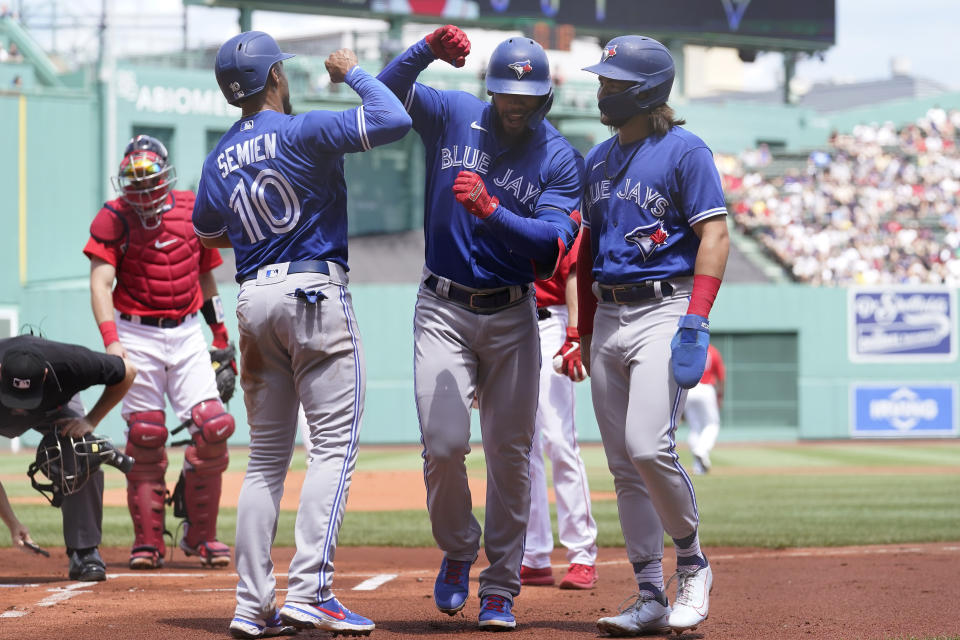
[720,107,960,286]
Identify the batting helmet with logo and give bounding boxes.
[582,35,675,122]
[485,37,553,129]
[27,431,134,507]
[215,31,295,106]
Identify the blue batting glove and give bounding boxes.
[670,314,710,389]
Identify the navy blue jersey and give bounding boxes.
[193,67,411,282]
[582,127,726,284]
[378,41,583,288]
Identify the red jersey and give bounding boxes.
[535,226,582,308]
[700,344,725,387]
[83,190,222,319]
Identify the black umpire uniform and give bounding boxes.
[0,335,134,580]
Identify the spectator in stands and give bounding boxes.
[721,108,960,286]
[7,42,21,62]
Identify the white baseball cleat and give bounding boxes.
[668,563,713,633]
[597,592,671,636]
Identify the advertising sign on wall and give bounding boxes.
[850,383,958,437]
[848,287,957,363]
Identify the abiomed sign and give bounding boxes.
[850,383,958,437]
[115,69,238,117]
[848,287,957,362]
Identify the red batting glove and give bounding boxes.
[425,25,470,68]
[453,171,499,219]
[554,326,587,382]
[210,322,230,350]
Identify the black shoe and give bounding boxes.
[68,547,106,582]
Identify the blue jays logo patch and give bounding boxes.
[624,221,669,261]
[508,59,534,80]
[601,44,618,62]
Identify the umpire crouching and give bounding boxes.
[0,335,137,580]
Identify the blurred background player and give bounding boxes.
[0,335,137,580]
[377,26,582,630]
[521,210,599,590]
[84,135,237,570]
[577,36,729,636]
[684,343,725,475]
[193,32,410,639]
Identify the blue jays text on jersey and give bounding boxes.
[192,66,411,282]
[377,40,584,288]
[581,126,727,284]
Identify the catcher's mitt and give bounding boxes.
[209,342,237,403]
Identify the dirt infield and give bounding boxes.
[4,461,960,639]
[2,543,959,639]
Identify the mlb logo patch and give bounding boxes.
[241,120,254,131]
[508,59,533,80]
[265,268,279,279]
[12,377,31,390]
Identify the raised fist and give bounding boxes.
[425,25,470,68]
[326,48,359,83]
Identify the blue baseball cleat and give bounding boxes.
[434,557,472,615]
[279,597,374,636]
[478,594,516,630]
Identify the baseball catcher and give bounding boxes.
[83,135,237,570]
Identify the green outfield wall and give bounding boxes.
[6,280,958,449]
[3,59,958,449]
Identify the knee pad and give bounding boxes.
[189,400,235,445]
[125,411,168,482]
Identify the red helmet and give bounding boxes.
[111,135,177,229]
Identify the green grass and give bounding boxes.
[2,441,958,549]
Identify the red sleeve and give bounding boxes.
[576,227,596,335]
[199,245,223,273]
[557,223,582,281]
[83,207,126,267]
[713,345,726,382]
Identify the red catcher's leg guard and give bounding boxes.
[179,401,233,564]
[125,410,168,567]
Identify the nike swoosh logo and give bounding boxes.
[317,607,347,620]
[592,160,606,170]
[470,121,488,132]
[215,426,230,438]
[155,239,178,249]
[141,435,157,441]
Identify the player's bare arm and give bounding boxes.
[326,48,358,83]
[0,480,34,550]
[691,216,730,279]
[89,257,126,358]
[199,234,233,249]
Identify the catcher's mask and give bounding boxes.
[27,431,134,507]
[111,135,178,229]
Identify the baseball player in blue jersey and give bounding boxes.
[377,26,583,630]
[576,36,730,636]
[192,31,411,639]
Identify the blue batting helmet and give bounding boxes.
[215,31,295,106]
[486,37,554,129]
[582,35,674,121]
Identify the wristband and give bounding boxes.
[98,321,119,348]
[201,295,225,325]
[686,274,722,318]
